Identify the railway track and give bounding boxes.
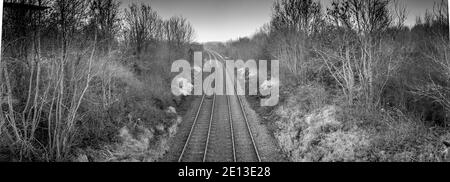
[177,51,260,162]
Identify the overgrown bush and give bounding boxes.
[274,84,447,162]
[0,0,195,161]
[220,0,449,162]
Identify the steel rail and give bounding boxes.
[208,50,261,162]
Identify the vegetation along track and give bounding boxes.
[177,51,261,162]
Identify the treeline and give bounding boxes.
[219,0,449,124]
[0,0,195,161]
[123,3,195,64]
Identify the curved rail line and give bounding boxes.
[203,52,218,162]
[210,50,261,162]
[178,50,260,162]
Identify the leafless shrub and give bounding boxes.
[0,0,113,161]
[410,0,449,120]
[324,0,393,106]
[314,32,358,105]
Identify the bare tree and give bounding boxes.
[269,0,323,83]
[124,3,162,58]
[164,16,195,60]
[391,0,408,28]
[271,0,322,35]
[165,16,194,47]
[52,0,89,61]
[327,0,392,106]
[0,0,100,161]
[315,30,358,105]
[89,0,121,55]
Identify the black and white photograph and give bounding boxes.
[0,0,449,171]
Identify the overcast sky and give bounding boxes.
[119,0,448,43]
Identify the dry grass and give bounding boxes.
[273,83,449,162]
